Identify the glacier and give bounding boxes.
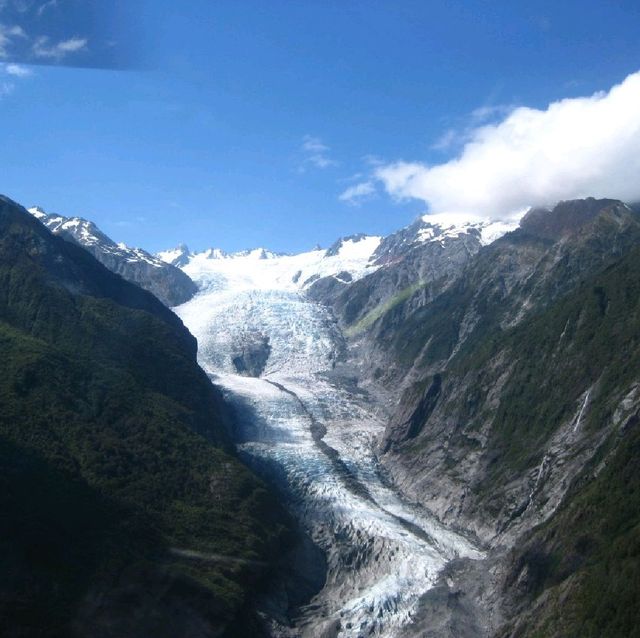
[174,239,484,637]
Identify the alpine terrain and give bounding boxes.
[161,199,640,637]
[28,206,197,306]
[4,194,640,637]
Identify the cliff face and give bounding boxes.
[323,198,640,635]
[377,200,640,539]
[0,196,290,637]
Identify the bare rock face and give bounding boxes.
[28,206,197,307]
[374,200,640,528]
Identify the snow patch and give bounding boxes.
[418,212,518,246]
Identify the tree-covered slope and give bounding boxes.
[495,248,640,637]
[0,196,290,637]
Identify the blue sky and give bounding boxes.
[1,0,640,253]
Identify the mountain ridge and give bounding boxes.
[28,206,197,307]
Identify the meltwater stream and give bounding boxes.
[175,259,482,637]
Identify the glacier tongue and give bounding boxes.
[175,252,482,637]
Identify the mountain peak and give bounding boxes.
[157,244,193,267]
[520,197,631,240]
[28,205,197,306]
[325,233,370,257]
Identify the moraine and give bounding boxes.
[171,236,484,637]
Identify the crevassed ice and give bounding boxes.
[175,236,483,637]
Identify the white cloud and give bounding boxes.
[371,70,640,220]
[4,62,30,75]
[302,135,329,153]
[469,103,515,124]
[300,134,337,170]
[430,128,462,151]
[431,104,518,152]
[339,181,376,205]
[0,23,26,58]
[37,0,58,17]
[32,35,87,60]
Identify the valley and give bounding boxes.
[4,196,640,637]
[174,247,484,637]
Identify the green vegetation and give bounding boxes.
[501,414,640,638]
[492,249,640,637]
[344,280,426,337]
[371,202,640,635]
[451,246,640,482]
[0,198,290,635]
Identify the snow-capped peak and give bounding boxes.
[419,212,518,246]
[28,206,48,220]
[28,206,165,268]
[206,247,282,260]
[157,243,192,267]
[173,235,382,295]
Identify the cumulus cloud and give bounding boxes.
[363,71,640,220]
[32,35,87,60]
[300,135,337,170]
[339,181,376,205]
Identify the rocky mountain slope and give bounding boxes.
[306,215,515,317]
[28,206,197,306]
[321,198,640,636]
[0,196,290,638]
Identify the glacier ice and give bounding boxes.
[175,241,483,637]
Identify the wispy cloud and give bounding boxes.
[0,59,31,99]
[353,70,640,220]
[36,0,57,17]
[3,61,30,75]
[339,181,376,205]
[0,23,26,58]
[431,103,517,152]
[469,103,515,124]
[32,35,87,60]
[0,1,130,69]
[11,0,37,13]
[300,135,338,171]
[0,81,12,95]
